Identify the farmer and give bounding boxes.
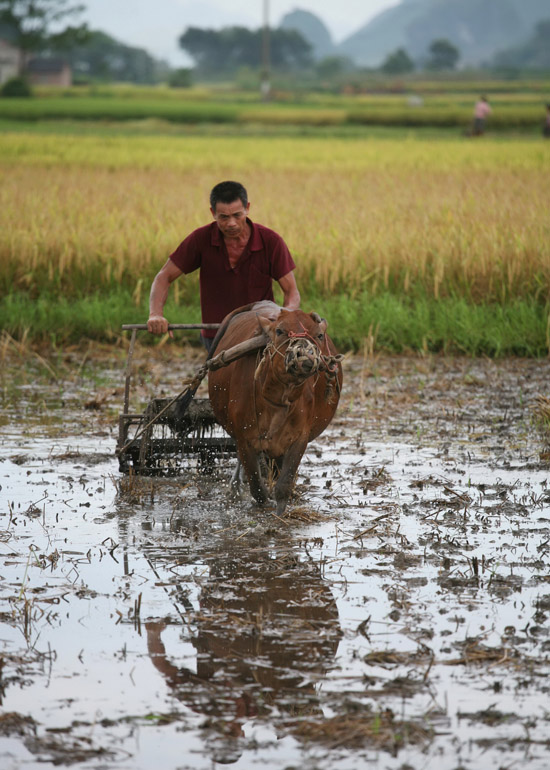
[543,103,550,139]
[472,95,492,136]
[147,180,300,352]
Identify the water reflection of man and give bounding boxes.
[144,550,342,761]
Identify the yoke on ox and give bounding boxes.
[208,302,343,514]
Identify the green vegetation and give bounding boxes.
[65,30,170,85]
[0,83,548,132]
[179,26,313,77]
[381,49,415,75]
[426,39,460,71]
[1,291,547,357]
[0,76,32,97]
[0,96,240,123]
[1,86,549,356]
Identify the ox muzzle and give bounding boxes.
[284,338,322,378]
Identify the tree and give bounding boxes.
[0,74,32,96]
[65,31,168,84]
[269,28,313,70]
[315,55,353,79]
[380,48,415,75]
[179,26,312,76]
[426,38,460,70]
[0,0,87,73]
[168,68,192,88]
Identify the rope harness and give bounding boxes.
[118,319,342,458]
[255,321,343,403]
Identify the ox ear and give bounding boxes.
[256,313,276,338]
[310,312,327,333]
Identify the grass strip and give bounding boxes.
[1,290,548,357]
[0,97,545,131]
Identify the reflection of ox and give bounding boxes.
[208,302,343,514]
[145,545,342,758]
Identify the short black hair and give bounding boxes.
[210,181,248,210]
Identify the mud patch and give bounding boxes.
[0,345,549,769]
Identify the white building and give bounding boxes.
[0,38,20,84]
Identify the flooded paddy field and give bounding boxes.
[1,341,550,770]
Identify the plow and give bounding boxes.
[116,323,266,476]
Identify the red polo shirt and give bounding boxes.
[169,219,296,338]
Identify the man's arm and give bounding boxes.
[278,271,300,310]
[147,259,183,334]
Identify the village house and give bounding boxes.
[26,57,72,87]
[0,37,19,84]
[1,29,72,87]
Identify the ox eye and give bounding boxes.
[318,333,325,340]
[276,328,284,336]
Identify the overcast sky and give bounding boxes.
[83,0,400,65]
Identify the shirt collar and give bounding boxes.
[210,218,261,251]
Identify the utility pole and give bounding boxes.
[261,0,271,101]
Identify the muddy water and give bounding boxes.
[1,346,550,770]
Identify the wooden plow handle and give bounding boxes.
[206,334,268,370]
[122,323,221,331]
[117,329,269,457]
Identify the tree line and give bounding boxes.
[1,0,548,89]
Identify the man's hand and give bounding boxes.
[147,315,172,336]
[148,260,183,337]
[278,270,301,310]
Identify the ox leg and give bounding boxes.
[237,442,269,505]
[259,453,272,483]
[274,442,307,515]
[230,460,242,489]
[229,460,250,500]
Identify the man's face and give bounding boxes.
[211,199,250,239]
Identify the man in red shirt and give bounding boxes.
[147,180,300,351]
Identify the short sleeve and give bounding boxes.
[267,232,296,280]
[169,230,203,274]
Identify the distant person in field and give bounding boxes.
[544,104,550,139]
[147,180,300,352]
[472,95,492,136]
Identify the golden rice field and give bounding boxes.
[1,132,549,306]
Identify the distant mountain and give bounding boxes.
[492,19,550,70]
[512,0,550,31]
[337,0,550,67]
[279,9,334,60]
[336,2,425,68]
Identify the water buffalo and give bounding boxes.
[208,301,342,514]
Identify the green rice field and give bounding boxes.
[1,83,549,354]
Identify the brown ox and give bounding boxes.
[208,301,342,514]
